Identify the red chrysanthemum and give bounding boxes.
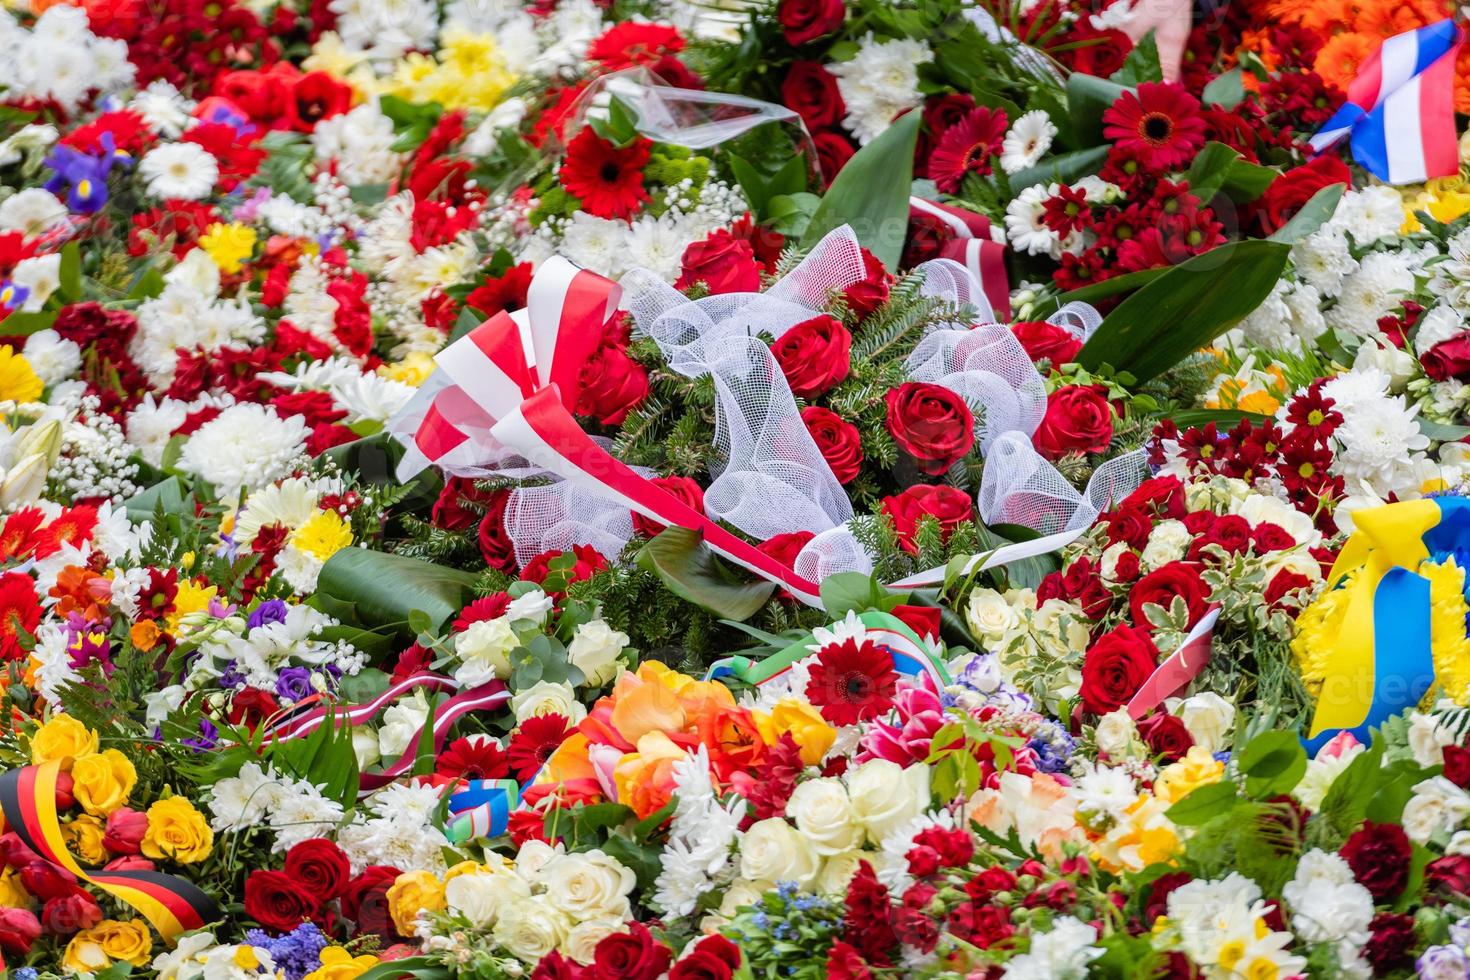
[559,129,651,220]
[0,573,40,662]
[451,593,512,633]
[507,714,573,782]
[926,107,1008,194]
[1042,185,1092,235]
[805,636,898,726]
[1101,82,1206,172]
[437,736,511,782]
[586,22,685,69]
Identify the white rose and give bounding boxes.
[1403,777,1470,844]
[785,778,864,856]
[1033,599,1089,657]
[377,690,430,758]
[541,850,637,921]
[1140,519,1189,569]
[562,918,626,965]
[454,616,519,686]
[1093,709,1141,759]
[1186,477,1250,512]
[445,871,529,928]
[351,727,381,769]
[492,897,570,963]
[965,588,1020,643]
[1100,541,1131,582]
[511,680,587,725]
[1447,830,1470,856]
[814,851,868,893]
[514,840,565,883]
[507,588,554,623]
[568,620,628,687]
[1408,711,1457,766]
[845,760,930,844]
[738,818,821,886]
[1354,341,1415,391]
[1233,494,1321,548]
[700,878,766,932]
[1295,743,1363,810]
[1172,693,1235,754]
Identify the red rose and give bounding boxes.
[880,485,973,554]
[675,229,762,295]
[1034,385,1113,459]
[633,475,706,538]
[1079,626,1159,715]
[1257,155,1350,233]
[290,71,353,130]
[1010,321,1082,366]
[801,406,863,483]
[226,687,279,731]
[781,61,843,130]
[285,838,350,900]
[244,869,320,932]
[0,907,40,953]
[668,935,742,980]
[592,923,672,980]
[758,530,815,569]
[1444,744,1470,788]
[776,0,844,45]
[843,248,891,319]
[477,489,518,573]
[341,866,401,936]
[1059,555,1114,619]
[577,344,650,425]
[1189,513,1252,560]
[1341,822,1411,902]
[1113,550,1141,582]
[890,604,940,639]
[1264,569,1311,608]
[1121,476,1186,519]
[1105,505,1154,550]
[1422,334,1470,382]
[432,477,485,532]
[103,808,147,855]
[812,130,856,187]
[1129,562,1209,629]
[1427,854,1470,896]
[530,951,584,980]
[772,315,852,397]
[522,543,608,587]
[1137,712,1194,761]
[885,382,975,475]
[1251,522,1296,552]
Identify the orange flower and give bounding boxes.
[694,704,766,782]
[50,566,110,622]
[129,621,161,653]
[613,732,685,819]
[609,679,686,743]
[1358,1,1431,39]
[1315,33,1376,94]
[1457,49,1470,114]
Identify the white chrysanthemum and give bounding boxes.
[207,763,284,832]
[624,213,691,282]
[268,781,347,852]
[1237,280,1297,352]
[138,142,220,200]
[178,404,309,500]
[0,188,68,238]
[1417,305,1468,353]
[1072,763,1138,824]
[329,0,436,59]
[828,35,932,144]
[1283,849,1373,949]
[1338,186,1406,245]
[1005,182,1063,257]
[232,476,327,547]
[1283,281,1327,344]
[1326,250,1416,338]
[313,102,404,185]
[20,329,81,386]
[560,212,630,277]
[1292,228,1357,299]
[1000,110,1056,174]
[1002,916,1103,979]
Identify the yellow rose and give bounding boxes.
[63,931,113,975]
[1153,745,1225,804]
[31,715,98,764]
[754,699,835,766]
[385,870,445,937]
[442,860,485,885]
[303,946,380,980]
[64,814,108,866]
[65,918,152,971]
[71,749,137,816]
[0,868,29,908]
[141,797,213,864]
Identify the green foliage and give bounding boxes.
[315,548,479,636]
[636,527,777,620]
[802,110,920,270]
[249,131,316,205]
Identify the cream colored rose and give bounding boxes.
[846,759,930,844]
[514,840,565,883]
[1100,541,1131,582]
[738,818,820,886]
[511,681,587,725]
[445,870,530,928]
[352,727,381,769]
[377,690,431,759]
[1408,711,1458,767]
[507,588,554,623]
[540,850,636,921]
[563,918,627,965]
[1140,519,1189,569]
[1263,549,1323,584]
[785,777,863,856]
[1403,777,1470,844]
[700,878,766,933]
[455,617,519,686]
[814,850,868,893]
[1093,709,1141,759]
[568,620,629,687]
[965,588,1020,644]
[492,897,570,963]
[1171,692,1235,754]
[1033,599,1089,656]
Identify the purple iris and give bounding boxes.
[274,667,313,702]
[43,132,131,215]
[248,599,289,629]
[0,282,28,312]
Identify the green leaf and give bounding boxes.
[1067,73,1130,146]
[0,310,57,336]
[121,477,189,523]
[1318,738,1385,838]
[1202,68,1246,109]
[1168,408,1272,428]
[126,267,166,300]
[803,110,920,270]
[1111,31,1162,85]
[1237,730,1307,798]
[355,957,448,980]
[1030,267,1168,318]
[1077,240,1291,383]
[635,527,776,620]
[819,572,889,617]
[58,240,82,302]
[315,549,478,634]
[765,192,819,237]
[1268,183,1345,244]
[1165,780,1240,825]
[1419,418,1470,442]
[599,834,662,890]
[1007,145,1110,194]
[1220,159,1277,202]
[1182,142,1243,202]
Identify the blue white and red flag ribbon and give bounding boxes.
[1309,19,1463,185]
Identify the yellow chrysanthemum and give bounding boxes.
[1424,558,1470,707]
[378,351,435,387]
[199,222,258,274]
[0,347,44,404]
[1290,571,1354,699]
[289,509,354,562]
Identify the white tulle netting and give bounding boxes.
[503,478,641,567]
[619,228,869,540]
[905,323,1047,453]
[979,431,1151,535]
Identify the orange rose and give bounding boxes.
[609,681,685,744]
[613,733,685,819]
[694,705,766,782]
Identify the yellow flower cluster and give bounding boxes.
[63,918,152,973]
[1422,558,1470,707]
[1289,572,1353,701]
[309,29,515,112]
[1402,175,1470,233]
[290,509,355,563]
[304,946,381,980]
[199,222,258,274]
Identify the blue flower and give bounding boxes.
[0,281,29,312]
[42,132,131,215]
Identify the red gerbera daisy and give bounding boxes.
[805,636,898,727]
[1101,82,1206,172]
[586,22,685,69]
[559,130,651,220]
[0,572,40,661]
[437,736,511,781]
[507,713,573,782]
[927,107,1008,194]
[451,593,512,633]
[35,505,99,559]
[0,508,45,562]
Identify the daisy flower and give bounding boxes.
[1001,109,1058,174]
[1100,82,1206,172]
[928,106,1008,193]
[138,142,219,200]
[559,129,652,221]
[804,633,899,726]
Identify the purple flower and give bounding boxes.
[245,923,328,980]
[1417,944,1470,979]
[275,667,313,702]
[43,133,131,215]
[219,661,245,690]
[182,717,219,753]
[0,282,28,312]
[248,599,289,630]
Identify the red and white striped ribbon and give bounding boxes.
[909,196,1010,321]
[1126,607,1219,719]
